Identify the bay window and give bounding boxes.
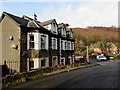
[68,42,71,50]
[41,35,46,49]
[65,41,67,50]
[71,42,74,50]
[62,28,66,37]
[61,40,63,50]
[29,35,35,49]
[52,22,57,34]
[52,38,57,50]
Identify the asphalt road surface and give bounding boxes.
[11,60,120,88]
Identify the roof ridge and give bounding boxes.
[2,11,29,27]
[40,19,55,26]
[41,19,55,23]
[22,15,33,20]
[4,12,22,19]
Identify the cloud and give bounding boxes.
[38,0,118,28]
[2,0,118,28]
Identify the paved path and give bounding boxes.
[11,60,120,88]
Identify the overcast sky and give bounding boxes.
[0,0,119,28]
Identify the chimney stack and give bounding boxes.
[32,13,37,20]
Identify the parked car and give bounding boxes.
[109,57,114,60]
[96,55,107,61]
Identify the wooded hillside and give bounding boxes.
[72,27,120,54]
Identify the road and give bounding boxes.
[11,60,120,88]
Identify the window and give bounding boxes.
[65,42,67,50]
[52,57,57,66]
[68,42,71,50]
[61,40,63,50]
[52,38,57,49]
[68,58,71,64]
[41,35,46,49]
[69,32,73,38]
[53,23,56,28]
[61,59,64,65]
[41,60,45,67]
[71,42,74,50]
[110,48,112,51]
[61,28,64,35]
[29,35,34,49]
[30,35,34,41]
[62,28,66,37]
[30,61,34,69]
[52,22,57,33]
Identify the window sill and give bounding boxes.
[29,48,35,50]
[51,49,57,50]
[41,49,47,50]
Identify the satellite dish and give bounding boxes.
[11,44,18,49]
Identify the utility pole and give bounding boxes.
[86,46,90,63]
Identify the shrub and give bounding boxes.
[108,54,120,60]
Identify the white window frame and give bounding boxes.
[67,41,71,50]
[52,56,58,66]
[27,32,41,50]
[61,27,66,37]
[65,41,67,50]
[61,40,65,50]
[69,31,73,38]
[61,40,63,50]
[29,35,35,49]
[51,21,58,34]
[60,57,65,65]
[68,56,72,64]
[52,37,57,50]
[71,42,74,50]
[40,34,48,50]
[41,35,46,49]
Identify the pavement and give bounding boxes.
[10,60,119,88]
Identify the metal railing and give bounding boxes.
[2,60,20,75]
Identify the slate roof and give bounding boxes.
[22,15,41,23]
[1,12,44,28]
[58,24,73,33]
[1,12,29,27]
[40,19,55,26]
[22,15,34,21]
[58,24,64,29]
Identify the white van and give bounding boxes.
[96,55,107,61]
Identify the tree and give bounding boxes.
[99,40,107,53]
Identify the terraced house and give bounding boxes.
[0,12,75,74]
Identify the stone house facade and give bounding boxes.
[0,12,75,74]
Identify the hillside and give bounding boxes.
[72,27,120,54]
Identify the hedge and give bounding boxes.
[2,62,87,88]
[108,54,120,60]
